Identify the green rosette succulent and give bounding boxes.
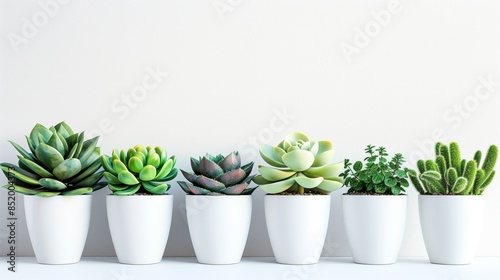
[409,142,497,195]
[253,132,344,195]
[178,152,257,195]
[1,122,106,197]
[101,145,178,195]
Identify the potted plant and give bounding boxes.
[0,122,106,264]
[408,142,497,265]
[339,145,409,264]
[177,151,257,265]
[252,132,343,265]
[102,145,177,264]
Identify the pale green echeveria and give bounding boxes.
[253,132,344,194]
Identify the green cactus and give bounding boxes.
[177,151,257,195]
[408,142,498,195]
[101,145,178,195]
[252,132,343,195]
[1,122,106,197]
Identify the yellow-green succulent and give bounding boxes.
[253,132,344,195]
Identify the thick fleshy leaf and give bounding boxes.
[128,156,144,173]
[1,164,40,185]
[187,184,212,195]
[178,181,194,194]
[308,141,319,156]
[285,132,309,144]
[77,136,100,165]
[304,160,344,178]
[147,151,161,169]
[113,159,128,174]
[159,168,178,182]
[155,158,174,180]
[35,143,64,171]
[252,175,272,185]
[113,184,141,196]
[36,191,60,197]
[222,182,248,194]
[101,155,115,173]
[181,169,198,184]
[199,157,224,178]
[295,174,323,188]
[155,146,167,166]
[103,171,122,185]
[282,150,315,171]
[312,141,335,166]
[17,155,53,178]
[315,179,343,193]
[218,152,241,171]
[74,171,104,187]
[196,175,226,191]
[142,181,168,194]
[118,170,140,185]
[9,140,35,161]
[259,177,296,194]
[2,184,42,195]
[47,132,66,157]
[139,165,157,181]
[240,187,258,195]
[258,165,295,181]
[62,187,92,195]
[259,145,286,167]
[39,178,67,190]
[30,123,52,147]
[53,158,82,180]
[108,183,129,192]
[273,147,286,164]
[190,157,200,174]
[217,169,246,186]
[241,162,254,176]
[55,122,74,137]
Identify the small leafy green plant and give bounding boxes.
[340,145,409,195]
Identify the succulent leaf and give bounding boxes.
[282,150,315,171]
[199,157,224,178]
[258,165,296,181]
[38,178,67,190]
[218,152,241,171]
[52,158,82,180]
[259,145,286,167]
[35,143,64,171]
[294,174,323,189]
[139,165,157,181]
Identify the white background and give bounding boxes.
[0,0,499,258]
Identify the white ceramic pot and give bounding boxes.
[342,194,407,264]
[24,195,92,264]
[419,195,485,265]
[106,194,173,264]
[186,195,252,264]
[265,195,330,265]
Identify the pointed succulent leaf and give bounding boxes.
[26,136,37,155]
[113,184,141,196]
[258,165,295,181]
[55,121,74,136]
[181,170,198,184]
[222,182,249,194]
[240,186,258,195]
[158,167,178,182]
[35,143,64,171]
[103,171,122,185]
[17,156,53,178]
[139,165,157,181]
[53,158,82,180]
[65,133,79,149]
[128,156,144,173]
[259,177,296,194]
[187,183,212,195]
[47,132,66,157]
[74,132,86,159]
[190,157,200,174]
[295,174,323,188]
[282,150,315,171]
[101,155,115,173]
[1,164,40,185]
[74,171,104,187]
[113,159,128,174]
[240,162,254,176]
[39,178,67,190]
[218,152,241,171]
[178,181,194,194]
[195,175,226,191]
[259,145,286,167]
[30,123,52,147]
[217,168,246,186]
[9,140,35,161]
[92,182,107,191]
[155,158,174,180]
[2,184,42,195]
[199,157,224,178]
[252,175,272,185]
[62,187,92,195]
[118,170,140,185]
[304,160,344,178]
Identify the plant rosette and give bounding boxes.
[102,145,177,264]
[253,132,343,264]
[340,145,409,264]
[0,122,105,264]
[408,142,497,265]
[178,152,256,264]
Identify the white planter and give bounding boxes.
[419,195,485,265]
[186,195,252,264]
[106,194,173,264]
[342,195,407,264]
[265,195,330,265]
[24,195,92,265]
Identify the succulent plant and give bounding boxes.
[177,152,256,195]
[253,132,344,195]
[101,145,178,195]
[1,122,106,197]
[340,145,409,195]
[409,142,498,195]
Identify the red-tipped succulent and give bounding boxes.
[177,152,256,195]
